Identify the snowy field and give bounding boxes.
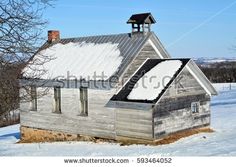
[1,83,236,156]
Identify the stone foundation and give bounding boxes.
[117,127,214,145]
[20,126,100,143]
[20,126,213,145]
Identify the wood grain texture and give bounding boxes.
[20,87,154,140]
[121,41,160,83]
[162,67,206,98]
[115,108,153,140]
[152,66,211,139]
[20,88,116,139]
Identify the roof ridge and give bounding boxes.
[60,32,131,40]
[59,32,154,41]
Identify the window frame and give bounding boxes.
[79,87,88,116]
[191,102,200,114]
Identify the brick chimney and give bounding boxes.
[48,30,60,42]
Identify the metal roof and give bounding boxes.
[25,31,216,96]
[38,32,169,79]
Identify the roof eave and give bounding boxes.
[187,60,218,96]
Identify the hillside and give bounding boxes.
[194,58,236,83]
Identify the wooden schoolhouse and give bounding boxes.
[20,13,217,143]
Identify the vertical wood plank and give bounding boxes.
[142,23,145,34]
[132,23,134,33]
[148,24,151,32]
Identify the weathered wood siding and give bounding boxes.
[162,67,206,98]
[121,41,161,83]
[153,67,211,139]
[115,107,153,140]
[20,88,117,139]
[20,88,154,140]
[20,66,212,141]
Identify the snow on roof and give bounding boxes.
[127,60,182,101]
[23,42,123,80]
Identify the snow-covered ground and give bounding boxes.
[1,83,236,156]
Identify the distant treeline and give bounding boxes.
[198,62,236,83]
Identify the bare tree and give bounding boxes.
[0,0,53,117]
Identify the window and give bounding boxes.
[53,86,61,114]
[191,102,200,114]
[79,87,88,116]
[30,86,37,111]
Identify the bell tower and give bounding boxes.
[127,13,156,34]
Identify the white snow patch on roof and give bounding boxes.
[24,42,122,80]
[127,60,183,101]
